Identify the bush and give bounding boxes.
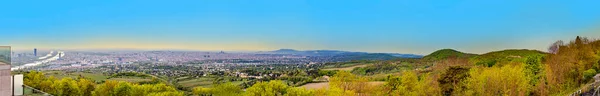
[583,69,597,81]
[318,70,337,76]
[460,65,531,96]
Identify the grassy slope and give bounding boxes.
[44,71,157,84]
[177,77,214,88]
[108,77,152,83]
[44,71,109,82]
[469,49,547,67]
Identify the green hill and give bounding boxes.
[469,49,547,67]
[422,49,477,61]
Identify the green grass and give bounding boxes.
[74,72,109,81]
[177,77,214,88]
[44,71,109,82]
[109,77,152,83]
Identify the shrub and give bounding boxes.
[583,69,597,81]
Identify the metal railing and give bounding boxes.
[21,85,52,96]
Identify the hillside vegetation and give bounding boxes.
[470,49,547,67]
[422,49,477,61]
[22,36,600,96]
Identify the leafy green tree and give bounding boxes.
[192,86,213,96]
[244,80,290,96]
[114,82,133,96]
[391,71,418,96]
[53,78,80,96]
[525,55,544,85]
[146,91,184,96]
[24,71,46,88]
[39,78,54,93]
[461,65,531,96]
[93,80,119,96]
[77,78,95,96]
[383,75,401,94]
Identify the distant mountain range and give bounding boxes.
[267,49,423,59]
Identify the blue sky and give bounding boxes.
[1,0,599,54]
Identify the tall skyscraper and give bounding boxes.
[33,48,37,56]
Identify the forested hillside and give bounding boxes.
[422,49,477,61]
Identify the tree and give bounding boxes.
[93,80,119,96]
[525,55,544,85]
[39,78,54,93]
[329,71,358,91]
[77,78,96,96]
[146,91,184,96]
[548,40,563,54]
[383,75,401,94]
[461,65,531,96]
[113,82,133,96]
[24,71,46,88]
[244,80,290,96]
[437,66,470,96]
[576,36,583,47]
[284,87,314,96]
[212,82,243,96]
[192,87,213,96]
[24,71,182,96]
[391,71,419,96]
[414,73,441,96]
[544,36,600,94]
[400,71,417,92]
[327,71,377,95]
[53,78,80,96]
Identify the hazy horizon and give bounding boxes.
[2,0,600,54]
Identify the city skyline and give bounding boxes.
[2,0,600,54]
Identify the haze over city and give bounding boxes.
[2,0,600,54]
